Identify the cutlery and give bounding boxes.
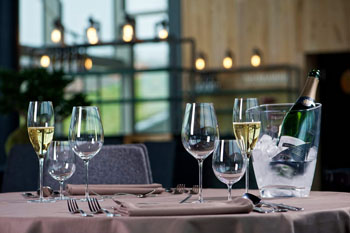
[243,193,303,211]
[253,206,276,213]
[113,189,157,198]
[179,185,199,203]
[67,199,93,217]
[188,185,199,194]
[179,194,192,203]
[173,184,186,194]
[22,192,38,198]
[87,198,121,217]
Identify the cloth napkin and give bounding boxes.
[66,183,164,195]
[113,197,254,216]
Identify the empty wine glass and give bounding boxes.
[27,101,55,203]
[69,106,104,201]
[212,140,247,201]
[181,103,219,203]
[232,98,260,194]
[46,141,76,200]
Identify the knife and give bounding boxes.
[179,194,192,203]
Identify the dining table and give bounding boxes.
[0,188,349,233]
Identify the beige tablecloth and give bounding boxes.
[0,189,350,233]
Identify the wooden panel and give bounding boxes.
[302,0,350,53]
[181,0,350,69]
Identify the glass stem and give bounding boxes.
[84,160,90,200]
[198,159,204,203]
[227,183,233,201]
[59,181,64,200]
[245,156,250,194]
[39,158,44,202]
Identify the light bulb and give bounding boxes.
[195,57,205,70]
[158,28,168,39]
[84,58,93,70]
[122,24,134,42]
[86,27,99,44]
[223,56,233,69]
[40,55,50,68]
[51,29,61,43]
[251,54,261,67]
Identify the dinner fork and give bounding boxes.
[87,198,121,217]
[174,184,185,194]
[67,199,93,217]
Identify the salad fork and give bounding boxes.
[87,198,121,217]
[174,184,185,194]
[67,199,93,217]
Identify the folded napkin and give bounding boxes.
[113,197,253,216]
[66,183,164,195]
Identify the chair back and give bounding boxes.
[2,144,38,192]
[43,144,153,190]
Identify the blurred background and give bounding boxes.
[0,0,349,191]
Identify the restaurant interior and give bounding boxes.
[0,0,350,195]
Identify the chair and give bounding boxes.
[2,144,39,192]
[123,134,176,188]
[43,144,153,190]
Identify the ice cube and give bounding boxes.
[306,147,317,161]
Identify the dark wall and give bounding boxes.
[0,0,20,191]
[307,52,350,191]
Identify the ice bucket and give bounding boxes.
[252,103,322,198]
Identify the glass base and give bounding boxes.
[192,198,206,203]
[259,185,310,198]
[54,196,71,200]
[27,198,56,203]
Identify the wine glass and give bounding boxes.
[46,141,76,200]
[232,98,260,194]
[27,101,55,203]
[69,106,104,201]
[181,103,219,203]
[212,139,247,201]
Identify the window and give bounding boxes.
[19,0,172,136]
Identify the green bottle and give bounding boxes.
[278,69,320,148]
[270,69,320,176]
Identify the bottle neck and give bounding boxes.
[300,76,319,100]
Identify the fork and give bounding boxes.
[174,184,185,194]
[189,185,199,194]
[87,198,121,217]
[67,199,93,217]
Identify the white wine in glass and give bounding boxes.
[69,106,104,201]
[27,101,55,203]
[232,98,260,194]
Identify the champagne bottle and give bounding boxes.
[278,69,320,148]
[270,69,320,177]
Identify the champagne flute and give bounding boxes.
[181,103,219,203]
[69,106,104,201]
[232,98,260,194]
[212,140,246,200]
[27,101,55,203]
[46,141,76,200]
